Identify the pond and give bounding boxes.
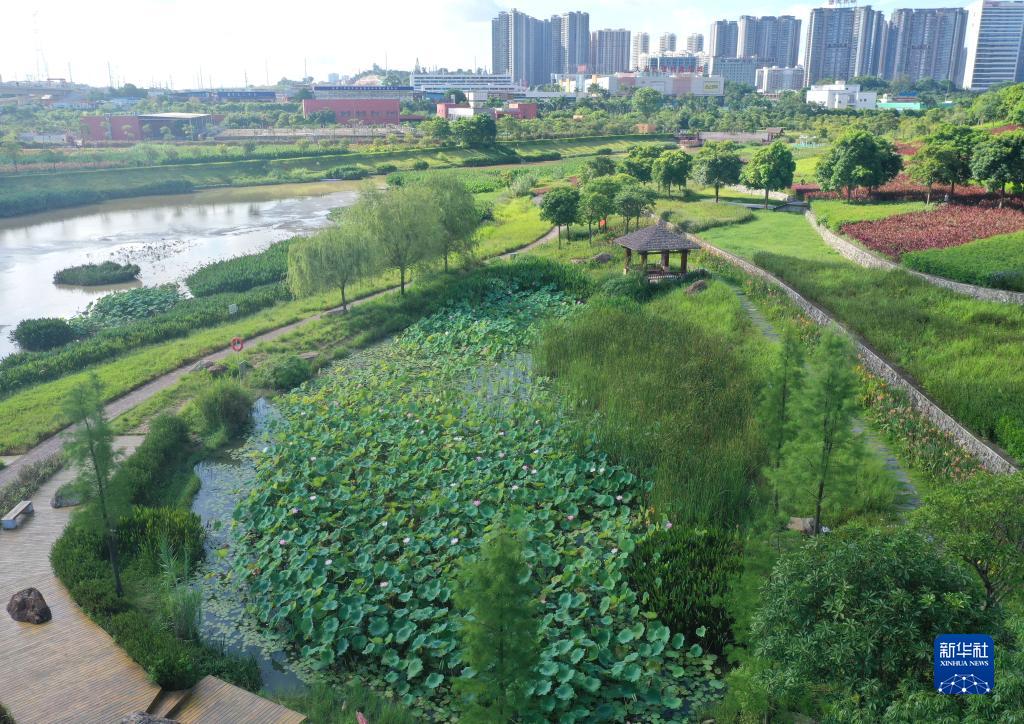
[192,397,308,695]
[0,180,363,358]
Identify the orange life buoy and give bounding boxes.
[230,337,244,352]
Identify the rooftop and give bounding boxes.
[615,221,701,253]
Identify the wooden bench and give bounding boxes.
[2,500,34,530]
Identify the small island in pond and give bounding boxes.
[53,261,141,286]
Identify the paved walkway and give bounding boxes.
[0,436,161,724]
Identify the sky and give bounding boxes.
[0,0,973,89]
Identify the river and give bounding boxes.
[0,180,363,358]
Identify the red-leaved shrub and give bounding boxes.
[842,205,1024,259]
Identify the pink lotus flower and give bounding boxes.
[665,522,673,530]
[567,515,575,521]
[290,507,299,515]
[309,495,317,502]
[325,558,333,566]
[511,484,519,491]
[403,537,411,544]
[380,581,389,589]
[473,499,481,507]
[615,495,623,501]
[279,540,288,546]
[451,537,459,545]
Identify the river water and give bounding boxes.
[0,181,362,358]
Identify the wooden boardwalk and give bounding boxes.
[169,677,305,724]
[0,437,160,724]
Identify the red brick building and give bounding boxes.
[301,99,400,124]
[80,114,142,141]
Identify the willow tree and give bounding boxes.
[430,175,481,271]
[354,185,444,294]
[287,223,374,311]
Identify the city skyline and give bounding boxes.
[0,0,994,88]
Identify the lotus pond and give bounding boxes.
[231,278,722,720]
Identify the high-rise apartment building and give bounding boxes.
[736,15,802,67]
[803,6,885,85]
[591,29,632,73]
[492,9,589,86]
[756,66,805,93]
[686,33,705,53]
[882,8,967,85]
[963,0,1024,89]
[659,33,678,53]
[630,32,650,71]
[709,20,739,58]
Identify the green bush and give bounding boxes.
[518,151,562,162]
[53,261,141,286]
[412,160,430,170]
[625,527,741,654]
[988,270,1024,292]
[326,165,369,180]
[10,317,77,351]
[185,239,293,296]
[108,414,193,507]
[598,272,656,302]
[376,163,398,174]
[194,379,252,441]
[254,354,312,391]
[595,147,614,155]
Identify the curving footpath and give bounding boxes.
[805,210,1024,306]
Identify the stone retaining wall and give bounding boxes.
[806,210,1024,305]
[727,185,791,201]
[696,237,1020,475]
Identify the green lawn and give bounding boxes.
[812,199,929,233]
[700,212,1024,461]
[655,197,753,232]
[903,230,1024,291]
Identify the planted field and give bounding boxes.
[233,278,720,719]
[903,230,1024,291]
[842,205,1024,259]
[700,212,1024,461]
[811,199,927,233]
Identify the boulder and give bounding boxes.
[590,252,614,264]
[121,713,179,724]
[206,363,228,378]
[569,257,589,265]
[685,279,708,295]
[7,588,52,624]
[787,517,831,535]
[50,484,83,509]
[190,359,215,373]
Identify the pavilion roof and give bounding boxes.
[614,221,701,253]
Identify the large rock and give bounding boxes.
[121,713,179,724]
[685,279,708,295]
[591,252,614,264]
[50,484,83,509]
[7,587,52,624]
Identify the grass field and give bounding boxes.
[811,199,928,233]
[700,212,1024,461]
[655,197,754,232]
[903,230,1024,291]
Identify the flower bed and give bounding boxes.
[232,281,720,720]
[841,205,1024,259]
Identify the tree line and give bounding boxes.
[287,176,481,307]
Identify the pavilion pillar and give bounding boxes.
[624,248,632,274]
[661,251,670,270]
[640,252,648,271]
[681,250,689,274]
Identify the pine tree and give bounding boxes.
[767,332,863,535]
[454,523,541,723]
[759,327,805,513]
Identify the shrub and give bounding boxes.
[750,526,988,716]
[254,354,312,391]
[518,151,562,162]
[193,379,252,441]
[0,452,63,515]
[988,270,1024,291]
[595,147,614,155]
[53,261,141,286]
[376,163,398,174]
[412,160,430,170]
[108,414,193,507]
[10,317,77,351]
[625,527,742,655]
[598,272,656,302]
[326,165,369,180]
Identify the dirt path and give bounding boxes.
[0,226,558,491]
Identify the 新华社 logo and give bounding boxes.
[934,634,994,694]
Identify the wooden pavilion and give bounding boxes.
[615,220,701,279]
